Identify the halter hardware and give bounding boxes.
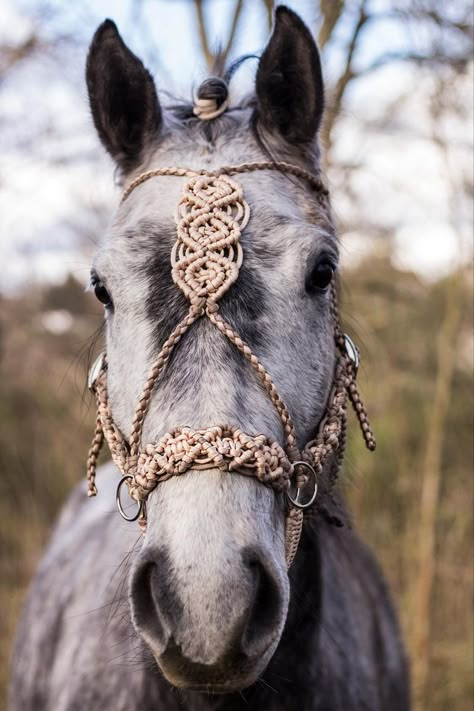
[116,475,145,522]
[86,161,376,568]
[286,461,318,509]
[343,334,360,372]
[88,352,105,391]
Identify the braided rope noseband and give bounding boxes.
[86,161,375,568]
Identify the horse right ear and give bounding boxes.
[255,6,324,147]
[86,20,161,173]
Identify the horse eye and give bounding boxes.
[306,259,335,293]
[94,282,112,307]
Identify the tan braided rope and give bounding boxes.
[207,309,298,457]
[120,161,329,204]
[128,306,203,458]
[329,281,376,453]
[86,162,375,569]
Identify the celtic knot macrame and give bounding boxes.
[171,174,249,310]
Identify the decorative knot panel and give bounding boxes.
[129,426,293,501]
[171,174,249,309]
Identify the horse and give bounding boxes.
[9,6,410,710]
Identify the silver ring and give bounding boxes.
[286,461,318,509]
[343,334,360,371]
[88,352,105,391]
[116,475,144,522]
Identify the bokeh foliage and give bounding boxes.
[0,256,472,707]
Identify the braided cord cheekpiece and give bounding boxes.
[86,163,376,569]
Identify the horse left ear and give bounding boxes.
[255,6,324,146]
[86,20,161,173]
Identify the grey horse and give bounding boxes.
[9,6,409,710]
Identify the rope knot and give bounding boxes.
[126,454,138,473]
[126,426,293,501]
[190,297,206,314]
[193,77,229,120]
[171,174,249,306]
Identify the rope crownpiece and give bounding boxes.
[86,161,376,568]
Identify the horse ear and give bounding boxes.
[255,6,324,146]
[86,20,161,172]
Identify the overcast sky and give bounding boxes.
[0,0,472,293]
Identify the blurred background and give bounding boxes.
[0,0,472,708]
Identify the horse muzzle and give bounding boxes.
[130,515,289,691]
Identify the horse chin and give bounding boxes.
[153,639,280,694]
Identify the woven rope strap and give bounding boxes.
[120,161,329,204]
[133,425,292,498]
[86,162,376,569]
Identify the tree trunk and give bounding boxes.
[412,272,464,709]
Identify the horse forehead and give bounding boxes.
[120,131,306,222]
[102,136,332,269]
[99,196,331,292]
[114,170,313,246]
[147,108,263,164]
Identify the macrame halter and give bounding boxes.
[86,161,375,568]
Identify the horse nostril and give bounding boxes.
[131,560,168,652]
[130,547,286,670]
[241,549,283,658]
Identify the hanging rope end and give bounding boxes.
[87,484,98,498]
[367,437,377,452]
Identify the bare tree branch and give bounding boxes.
[222,0,244,67]
[194,0,213,71]
[194,0,244,73]
[261,0,274,31]
[398,3,474,39]
[0,35,40,80]
[318,0,345,49]
[321,0,369,162]
[357,50,472,77]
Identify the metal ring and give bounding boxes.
[116,475,144,522]
[286,461,318,509]
[88,352,105,391]
[343,334,360,371]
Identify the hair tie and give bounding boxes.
[193,77,229,120]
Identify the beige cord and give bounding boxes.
[193,96,229,120]
[87,162,375,568]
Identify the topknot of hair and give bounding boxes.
[193,77,229,120]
